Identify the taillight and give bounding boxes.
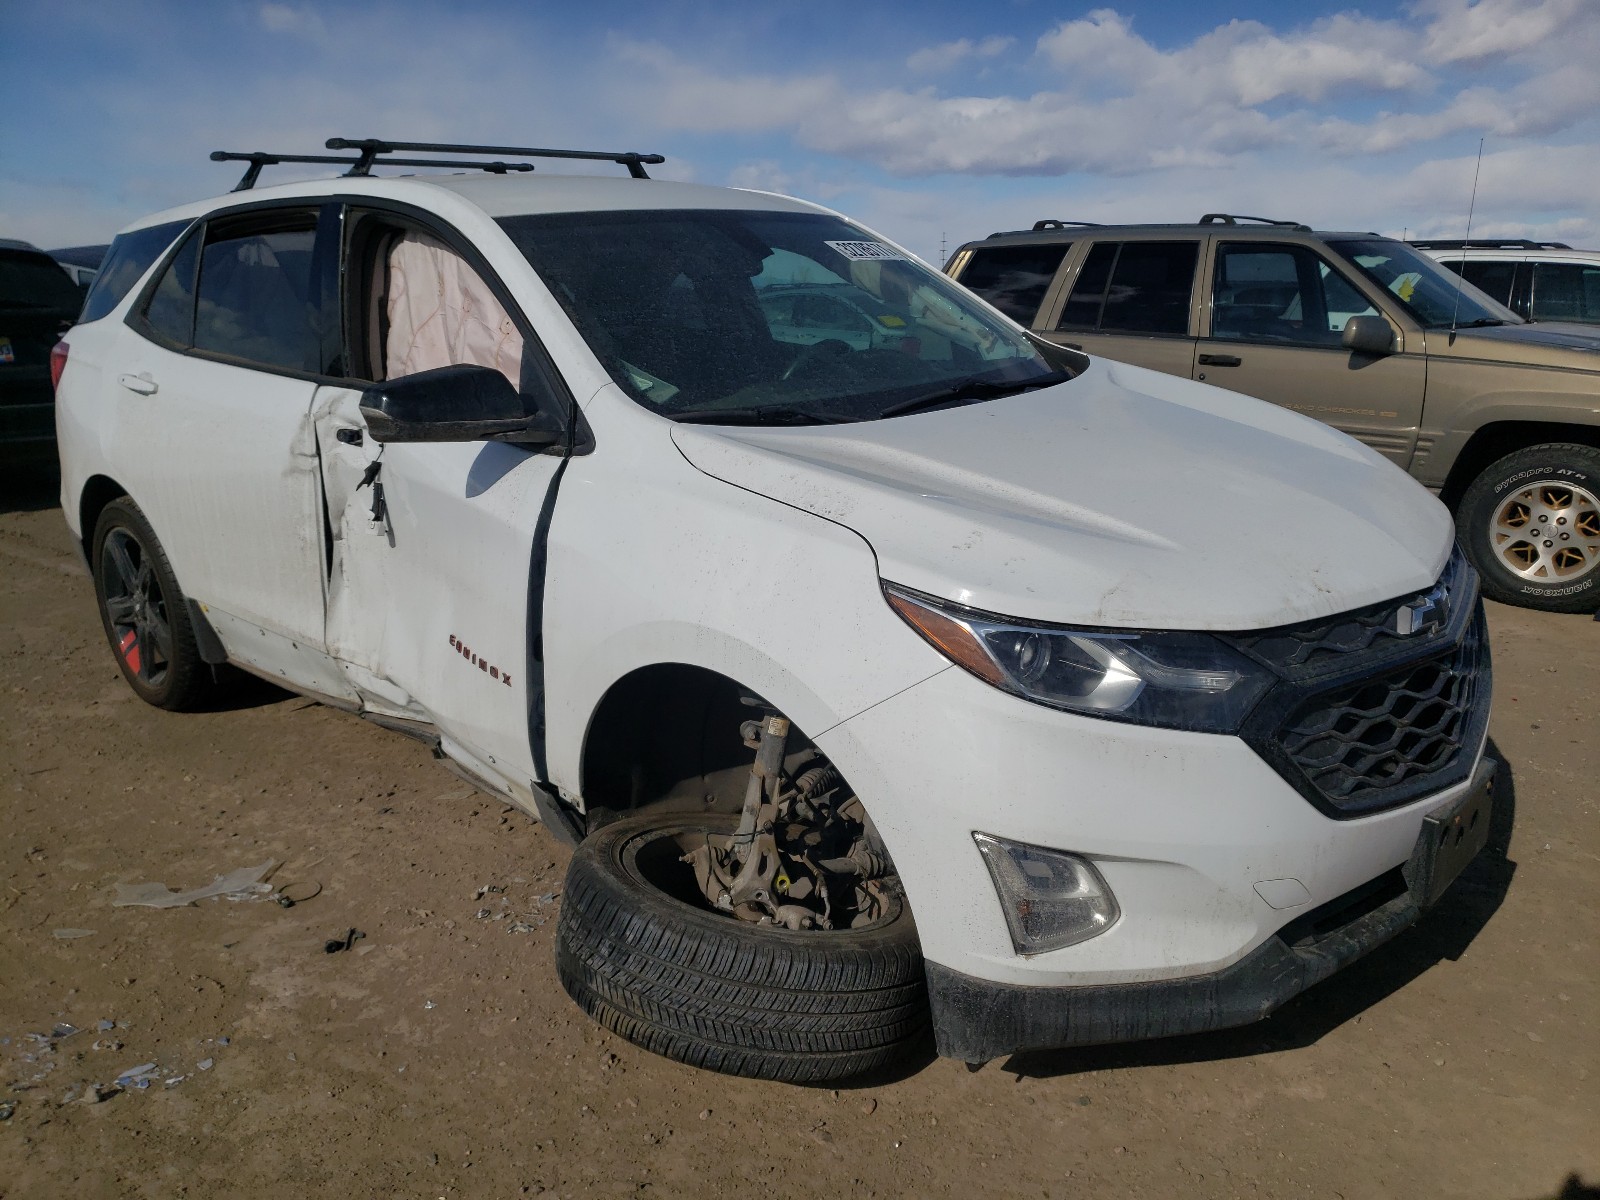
[50,340,70,391]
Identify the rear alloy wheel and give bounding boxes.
[557,810,928,1083]
[1457,444,1600,613]
[91,498,216,710]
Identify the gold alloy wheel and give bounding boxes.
[1491,479,1600,582]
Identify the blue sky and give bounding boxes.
[5,0,1598,262]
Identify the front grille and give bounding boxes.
[1227,549,1493,818]
[1277,610,1486,811]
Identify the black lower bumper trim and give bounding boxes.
[929,887,1418,1062]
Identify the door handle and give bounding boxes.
[336,427,363,446]
[118,372,159,395]
[1197,354,1241,367]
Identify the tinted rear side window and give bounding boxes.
[82,220,189,324]
[141,230,202,347]
[1059,241,1197,335]
[193,217,320,372]
[957,244,1069,324]
[1530,262,1600,323]
[1457,259,1520,307]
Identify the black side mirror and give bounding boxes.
[359,365,562,448]
[1342,315,1395,356]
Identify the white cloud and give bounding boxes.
[1416,0,1593,65]
[258,3,325,38]
[906,35,1013,72]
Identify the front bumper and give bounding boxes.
[929,755,1496,1062]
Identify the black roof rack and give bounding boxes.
[1407,238,1574,251]
[1199,213,1311,231]
[1031,220,1103,231]
[210,137,667,191]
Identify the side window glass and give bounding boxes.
[1212,244,1373,346]
[1531,262,1600,323]
[382,230,524,386]
[1058,242,1195,335]
[141,230,202,347]
[87,220,189,324]
[194,218,319,372]
[1057,243,1118,329]
[958,244,1069,324]
[1460,259,1517,306]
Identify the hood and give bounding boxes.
[671,359,1454,630]
[1430,321,1600,373]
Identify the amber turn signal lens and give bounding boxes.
[885,589,1007,687]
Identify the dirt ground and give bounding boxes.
[1,462,1595,1200]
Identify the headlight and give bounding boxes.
[884,584,1273,733]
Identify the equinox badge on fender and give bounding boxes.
[449,634,513,686]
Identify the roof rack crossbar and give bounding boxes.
[211,151,360,192]
[1031,220,1103,231]
[1199,212,1311,231]
[325,138,666,179]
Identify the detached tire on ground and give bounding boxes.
[1456,443,1600,613]
[556,812,928,1083]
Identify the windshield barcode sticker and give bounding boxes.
[826,240,904,262]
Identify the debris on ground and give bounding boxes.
[323,928,366,954]
[51,928,95,939]
[112,860,276,908]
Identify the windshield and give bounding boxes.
[1326,238,1522,329]
[498,209,1062,422]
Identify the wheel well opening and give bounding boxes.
[78,475,130,560]
[1442,422,1600,508]
[579,665,764,827]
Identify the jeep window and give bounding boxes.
[0,248,85,317]
[1210,243,1378,346]
[81,220,189,324]
[141,229,202,347]
[499,209,1058,422]
[957,244,1069,324]
[193,213,321,372]
[1530,262,1600,323]
[1448,259,1521,310]
[1057,241,1196,336]
[1327,238,1521,329]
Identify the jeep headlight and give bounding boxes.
[884,584,1273,734]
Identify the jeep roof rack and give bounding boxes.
[1407,238,1574,251]
[210,137,668,192]
[1031,220,1103,231]
[1199,213,1312,231]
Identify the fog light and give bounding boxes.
[973,833,1120,955]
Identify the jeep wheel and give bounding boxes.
[91,498,217,710]
[556,811,928,1083]
[1457,444,1600,613]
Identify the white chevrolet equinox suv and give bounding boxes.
[53,138,1496,1081]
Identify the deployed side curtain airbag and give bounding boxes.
[385,232,523,385]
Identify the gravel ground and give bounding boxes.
[2,464,1596,1200]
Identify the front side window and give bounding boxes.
[957,244,1070,324]
[1210,243,1378,346]
[1327,238,1521,329]
[1057,241,1196,336]
[498,209,1061,422]
[193,215,320,372]
[1530,262,1600,324]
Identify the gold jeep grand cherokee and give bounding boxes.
[947,214,1600,613]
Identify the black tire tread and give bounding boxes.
[556,812,927,1081]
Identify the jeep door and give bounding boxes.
[1037,238,1201,378]
[105,202,351,694]
[1192,241,1425,467]
[311,207,571,797]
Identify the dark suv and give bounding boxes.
[947,215,1600,613]
[1,238,83,458]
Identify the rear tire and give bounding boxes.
[556,812,928,1083]
[1456,443,1600,613]
[91,497,217,710]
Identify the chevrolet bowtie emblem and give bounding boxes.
[1395,583,1450,636]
